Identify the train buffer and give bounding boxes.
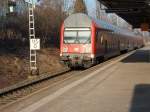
[1,46,150,112]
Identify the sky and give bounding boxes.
[85,0,96,17]
[25,0,96,9]
[25,0,38,4]
[25,0,97,17]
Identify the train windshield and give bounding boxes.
[64,30,91,44]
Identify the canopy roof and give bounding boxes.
[98,0,150,29]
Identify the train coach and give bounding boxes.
[60,13,144,68]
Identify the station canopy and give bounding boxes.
[98,0,150,30]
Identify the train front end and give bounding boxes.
[60,13,95,68]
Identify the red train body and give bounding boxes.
[60,13,144,68]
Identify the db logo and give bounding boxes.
[74,48,79,51]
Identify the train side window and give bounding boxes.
[97,31,103,43]
[96,31,98,37]
[96,31,98,42]
[112,36,114,49]
[105,40,108,53]
[108,41,110,49]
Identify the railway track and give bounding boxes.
[0,50,136,109]
[0,67,71,107]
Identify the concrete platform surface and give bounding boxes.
[1,46,150,112]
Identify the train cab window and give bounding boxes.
[78,31,91,44]
[64,30,91,44]
[64,31,77,44]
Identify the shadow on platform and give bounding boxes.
[130,84,150,112]
[121,50,150,63]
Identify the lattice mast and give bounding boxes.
[28,0,37,74]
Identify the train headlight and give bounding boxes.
[60,53,63,56]
[91,54,95,58]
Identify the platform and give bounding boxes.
[1,46,150,112]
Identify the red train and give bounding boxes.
[60,13,144,68]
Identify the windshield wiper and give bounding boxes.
[84,37,90,44]
[75,38,80,44]
[64,40,69,44]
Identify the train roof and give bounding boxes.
[64,13,141,38]
[64,13,92,28]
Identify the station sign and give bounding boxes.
[30,39,40,50]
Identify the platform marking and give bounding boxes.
[19,51,135,112]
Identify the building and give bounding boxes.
[0,0,28,16]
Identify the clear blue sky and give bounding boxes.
[85,0,95,7]
[85,0,96,17]
[25,0,37,4]
[25,0,96,9]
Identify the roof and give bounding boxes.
[98,0,150,29]
[64,13,137,38]
[64,13,92,27]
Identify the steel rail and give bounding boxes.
[0,67,70,96]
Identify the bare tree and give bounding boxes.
[34,0,66,47]
[0,0,66,47]
[74,0,87,14]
